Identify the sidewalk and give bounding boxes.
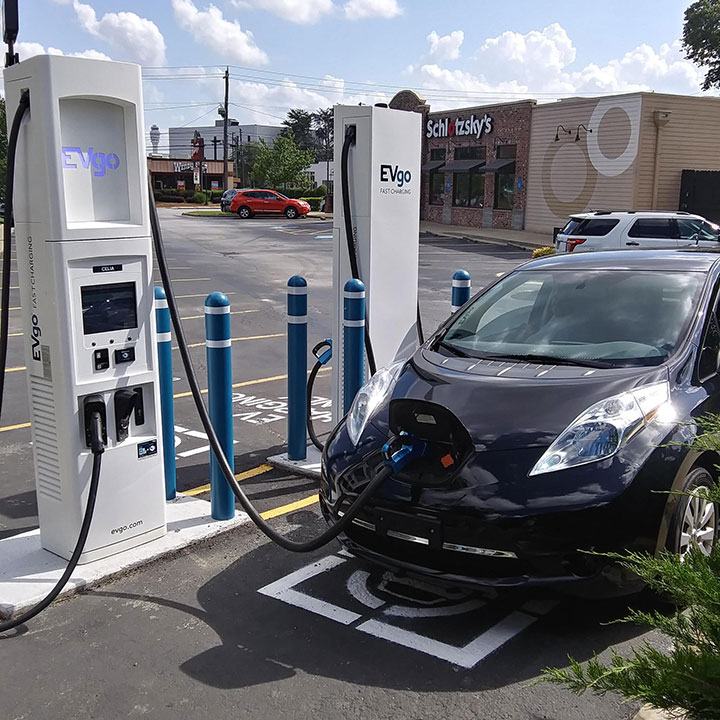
[420,220,552,250]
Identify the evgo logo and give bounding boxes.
[61,147,121,177]
[379,164,412,188]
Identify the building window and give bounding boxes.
[452,147,485,208]
[494,144,516,210]
[428,148,446,206]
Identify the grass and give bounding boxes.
[182,210,235,217]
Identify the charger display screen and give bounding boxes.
[81,282,138,335]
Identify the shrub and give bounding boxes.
[156,194,184,203]
[310,184,328,197]
[300,197,322,211]
[542,414,720,719]
[189,191,207,204]
[532,246,556,258]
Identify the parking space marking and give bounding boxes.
[175,292,237,299]
[180,310,258,320]
[174,333,284,350]
[182,463,273,497]
[0,421,31,433]
[260,493,319,519]
[258,553,555,668]
[163,277,211,282]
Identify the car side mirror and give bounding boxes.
[692,232,700,245]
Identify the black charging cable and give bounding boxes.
[0,89,29,421]
[150,186,393,552]
[0,414,104,634]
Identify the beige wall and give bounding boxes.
[525,94,642,234]
[635,94,720,211]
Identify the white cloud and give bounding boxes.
[427,30,463,61]
[55,0,166,66]
[231,0,334,25]
[408,24,708,105]
[172,0,268,65]
[16,41,112,62]
[344,0,401,20]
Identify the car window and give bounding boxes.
[560,218,583,234]
[678,219,720,242]
[245,191,263,199]
[260,191,276,199]
[628,218,673,239]
[575,219,619,236]
[441,270,704,367]
[699,287,720,380]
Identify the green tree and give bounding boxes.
[313,106,333,191]
[281,108,316,154]
[0,98,7,192]
[251,134,314,189]
[683,0,720,90]
[543,415,720,718]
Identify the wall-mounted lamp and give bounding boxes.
[574,124,593,142]
[554,125,572,142]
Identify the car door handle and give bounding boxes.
[625,241,640,246]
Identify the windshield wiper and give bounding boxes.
[438,341,472,358]
[476,352,614,369]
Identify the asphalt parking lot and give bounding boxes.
[0,210,655,719]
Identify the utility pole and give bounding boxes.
[222,66,229,191]
[212,136,219,161]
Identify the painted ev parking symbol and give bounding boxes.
[258,552,557,668]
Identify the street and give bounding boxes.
[0,210,656,719]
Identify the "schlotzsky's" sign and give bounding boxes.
[426,114,493,139]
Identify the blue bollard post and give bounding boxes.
[343,278,365,414]
[451,269,471,312]
[287,276,308,460]
[155,287,176,501]
[205,292,235,520]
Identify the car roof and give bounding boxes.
[568,210,705,220]
[524,249,720,273]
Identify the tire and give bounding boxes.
[665,466,718,558]
[285,206,298,219]
[237,206,252,219]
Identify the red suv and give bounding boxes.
[229,189,311,219]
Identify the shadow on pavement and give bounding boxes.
[89,509,651,695]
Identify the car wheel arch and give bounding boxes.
[653,449,720,555]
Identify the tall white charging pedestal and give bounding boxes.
[4,55,166,563]
[331,105,422,423]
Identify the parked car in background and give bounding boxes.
[321,249,720,597]
[220,188,239,213]
[555,210,719,253]
[229,189,311,219]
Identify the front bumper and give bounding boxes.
[320,423,680,595]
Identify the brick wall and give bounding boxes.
[422,100,534,228]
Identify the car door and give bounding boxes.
[623,218,678,249]
[263,191,285,214]
[244,191,266,213]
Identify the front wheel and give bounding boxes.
[285,206,298,219]
[237,206,252,219]
[666,466,718,558]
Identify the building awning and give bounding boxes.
[421,160,445,172]
[442,159,486,172]
[480,158,516,173]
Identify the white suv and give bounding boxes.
[555,211,719,253]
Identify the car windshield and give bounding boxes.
[439,269,704,367]
[276,192,288,200]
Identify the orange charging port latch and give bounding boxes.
[440,454,454,468]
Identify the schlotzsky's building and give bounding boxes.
[390,90,720,234]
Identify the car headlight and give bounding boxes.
[529,381,670,476]
[346,361,405,446]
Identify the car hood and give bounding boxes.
[371,347,670,452]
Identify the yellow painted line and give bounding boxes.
[176,292,237,299]
[261,494,319,520]
[182,463,273,497]
[180,310,258,320]
[172,367,331,399]
[174,333,284,350]
[6,366,25,372]
[0,421,31,433]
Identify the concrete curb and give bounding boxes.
[267,446,322,479]
[0,494,250,619]
[632,705,679,720]
[422,229,540,252]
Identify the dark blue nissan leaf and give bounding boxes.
[320,250,720,596]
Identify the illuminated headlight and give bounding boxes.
[346,361,405,446]
[529,382,671,476]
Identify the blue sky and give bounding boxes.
[13,1,707,152]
